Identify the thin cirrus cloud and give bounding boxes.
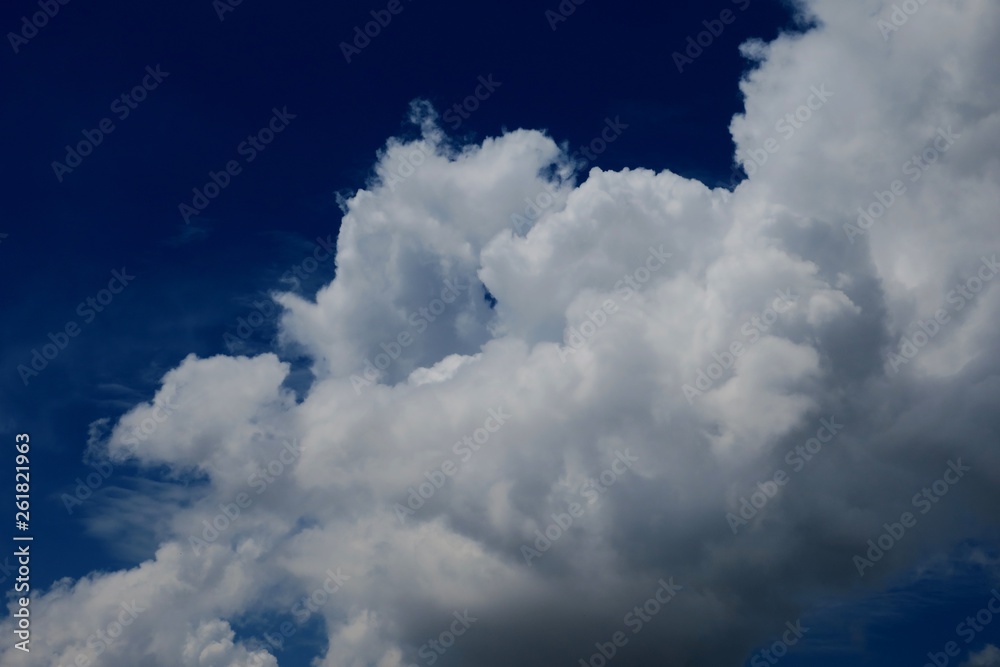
[4,0,1000,665]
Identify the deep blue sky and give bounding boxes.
[1,0,995,665]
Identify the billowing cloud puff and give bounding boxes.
[6,0,1000,665]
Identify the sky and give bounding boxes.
[1,0,999,666]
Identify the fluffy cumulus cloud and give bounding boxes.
[7,0,1000,664]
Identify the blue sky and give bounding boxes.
[2,0,999,666]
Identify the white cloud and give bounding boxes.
[6,1,1000,665]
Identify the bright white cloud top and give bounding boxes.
[8,0,1000,665]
